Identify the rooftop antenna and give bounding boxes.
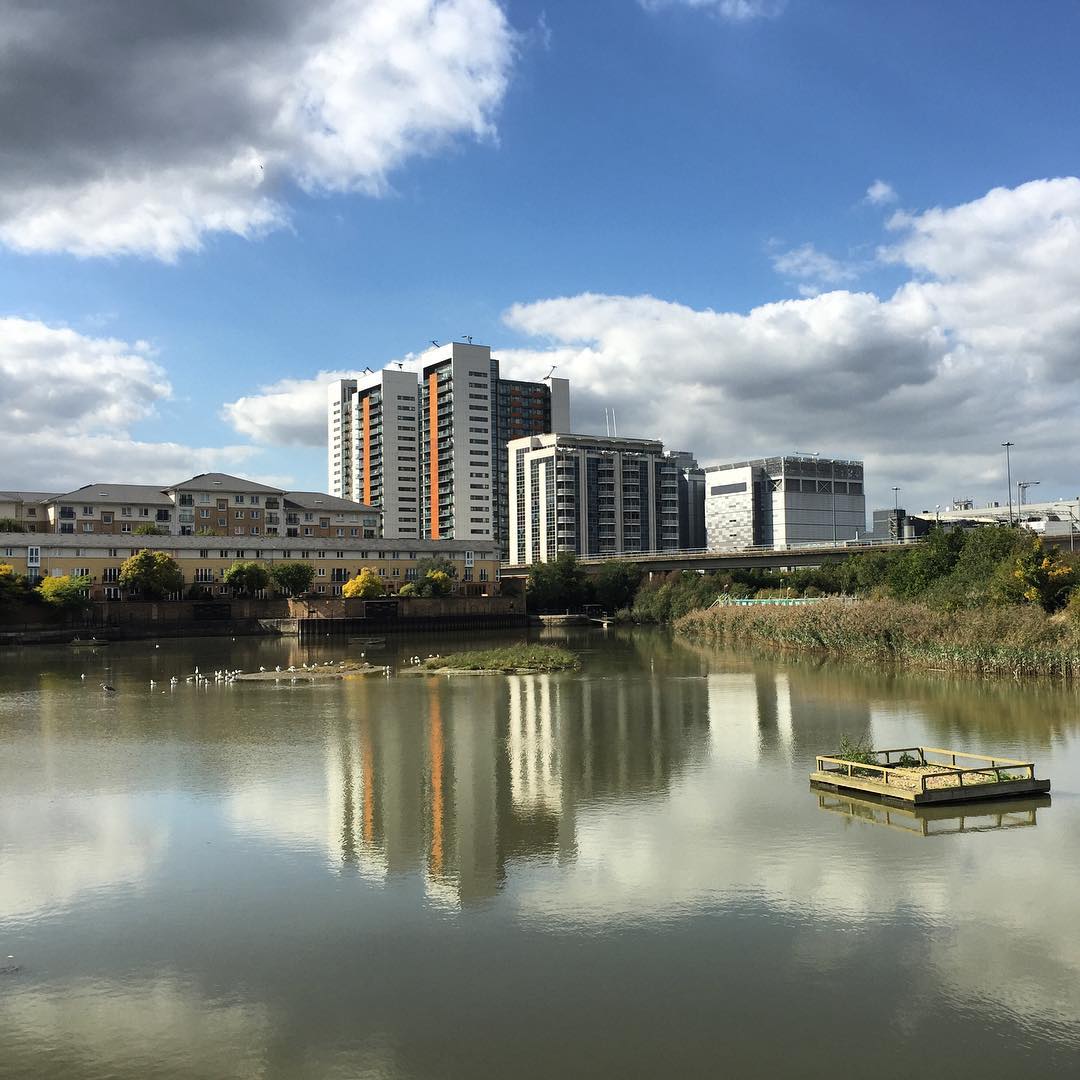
[430,340,440,348]
[462,335,473,344]
[544,365,557,380]
[396,361,405,369]
[362,366,373,374]
[604,408,611,437]
[612,408,618,437]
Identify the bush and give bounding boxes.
[38,574,92,608]
[343,567,385,599]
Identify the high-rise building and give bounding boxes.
[507,433,697,564]
[703,454,866,549]
[329,343,569,545]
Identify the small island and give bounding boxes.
[235,660,385,681]
[412,644,580,675]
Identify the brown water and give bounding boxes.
[1,627,1078,1079]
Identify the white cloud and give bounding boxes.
[0,318,256,490]
[771,242,859,295]
[222,371,356,447]
[0,0,515,260]
[866,179,898,206]
[499,178,1080,509]
[640,0,786,19]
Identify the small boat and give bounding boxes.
[70,636,110,647]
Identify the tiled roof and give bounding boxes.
[0,491,60,503]
[167,473,285,494]
[284,491,380,513]
[53,483,174,504]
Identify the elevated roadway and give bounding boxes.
[500,538,922,578]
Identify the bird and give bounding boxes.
[154,644,160,649]
[100,682,117,693]
[149,679,156,688]
[259,666,266,672]
[80,673,86,680]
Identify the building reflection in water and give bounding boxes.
[317,658,713,905]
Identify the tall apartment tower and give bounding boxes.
[328,367,421,538]
[329,342,569,544]
[507,433,692,565]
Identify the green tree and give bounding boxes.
[118,550,184,599]
[415,557,457,581]
[526,552,589,613]
[342,567,386,599]
[398,582,418,597]
[133,523,166,536]
[223,560,271,597]
[592,560,642,613]
[269,561,316,596]
[38,573,92,608]
[0,563,31,603]
[996,534,1076,611]
[0,517,25,532]
[409,567,454,597]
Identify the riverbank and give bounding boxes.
[675,598,1080,678]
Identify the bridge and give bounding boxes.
[499,537,923,578]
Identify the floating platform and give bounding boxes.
[815,790,1051,836]
[810,745,1050,806]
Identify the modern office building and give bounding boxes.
[329,342,569,547]
[671,451,707,549]
[704,455,866,549]
[507,433,695,564]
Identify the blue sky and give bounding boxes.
[3,0,1080,511]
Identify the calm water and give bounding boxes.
[1,628,1079,1079]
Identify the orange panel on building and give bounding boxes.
[428,372,440,539]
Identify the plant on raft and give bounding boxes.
[837,733,879,766]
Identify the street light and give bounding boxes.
[1002,442,1014,525]
[1016,480,1039,517]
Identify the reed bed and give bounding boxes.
[674,598,1080,679]
[419,644,579,673]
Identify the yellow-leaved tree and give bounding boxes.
[342,567,386,599]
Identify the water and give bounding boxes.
[1,628,1078,1079]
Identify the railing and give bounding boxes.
[814,745,1037,794]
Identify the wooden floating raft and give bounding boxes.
[810,745,1051,806]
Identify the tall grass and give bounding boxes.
[674,598,1080,679]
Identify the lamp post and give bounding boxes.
[1002,442,1014,525]
[1017,480,1039,519]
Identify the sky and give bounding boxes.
[2,0,1080,513]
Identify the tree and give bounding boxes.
[409,567,454,597]
[133,523,166,536]
[0,517,25,532]
[997,534,1076,611]
[0,563,31,603]
[398,582,418,597]
[270,561,316,596]
[415,557,457,581]
[38,573,92,608]
[526,552,589,613]
[118,549,184,599]
[592,560,642,613]
[343,567,385,599]
[223,560,271,596]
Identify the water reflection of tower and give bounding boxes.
[707,669,796,764]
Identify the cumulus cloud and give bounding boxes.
[222,370,356,447]
[640,0,786,19]
[866,179,898,205]
[499,178,1080,509]
[0,318,256,490]
[0,0,515,260]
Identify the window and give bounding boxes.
[250,510,260,520]
[120,523,132,534]
[250,495,261,506]
[317,567,326,577]
[195,568,214,583]
[234,495,246,505]
[121,507,132,517]
[82,523,94,533]
[139,507,150,517]
[178,494,194,507]
[200,509,210,518]
[102,512,114,524]
[104,586,121,600]
[218,518,227,526]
